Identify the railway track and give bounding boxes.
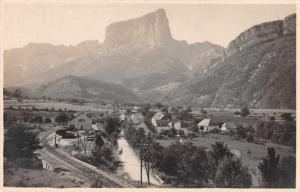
[38,129,134,188]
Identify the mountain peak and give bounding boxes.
[104,9,173,47]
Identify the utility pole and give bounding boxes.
[140,141,143,186]
[54,133,58,148]
[77,132,80,151]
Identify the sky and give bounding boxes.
[3,3,296,49]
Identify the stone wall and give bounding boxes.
[226,14,296,56]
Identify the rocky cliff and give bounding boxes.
[4,9,223,100]
[226,14,295,56]
[104,9,173,47]
[163,14,296,109]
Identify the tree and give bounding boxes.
[104,118,118,135]
[234,111,241,115]
[33,116,43,123]
[141,103,151,116]
[177,144,211,187]
[191,126,199,133]
[210,142,233,164]
[201,109,207,115]
[154,102,164,109]
[95,134,105,148]
[209,142,233,180]
[280,113,294,122]
[91,178,103,188]
[278,156,296,188]
[236,125,246,139]
[258,147,280,187]
[14,89,23,102]
[55,113,69,125]
[215,158,252,187]
[240,107,250,117]
[269,116,275,121]
[4,125,41,159]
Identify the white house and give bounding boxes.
[151,112,165,127]
[168,121,181,130]
[152,112,170,127]
[131,113,144,124]
[221,122,237,133]
[197,119,218,132]
[120,113,126,122]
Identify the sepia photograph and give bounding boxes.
[1,0,297,189]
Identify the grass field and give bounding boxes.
[157,133,294,186]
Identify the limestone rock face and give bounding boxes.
[226,14,296,56]
[283,14,296,35]
[163,14,296,109]
[104,9,173,47]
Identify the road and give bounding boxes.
[118,137,162,186]
[38,129,134,188]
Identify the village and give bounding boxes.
[3,98,296,187]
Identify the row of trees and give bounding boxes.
[124,125,252,187]
[255,121,296,148]
[7,105,72,112]
[85,117,121,172]
[124,123,296,188]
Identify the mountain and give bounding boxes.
[4,41,101,87]
[4,87,41,99]
[163,14,296,109]
[36,75,142,104]
[4,9,224,101]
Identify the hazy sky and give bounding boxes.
[3,3,296,49]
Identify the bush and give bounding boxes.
[216,158,252,187]
[4,125,41,159]
[278,156,296,188]
[55,113,69,125]
[269,116,275,121]
[255,121,295,146]
[240,107,250,117]
[280,113,294,122]
[258,147,280,187]
[91,178,103,188]
[234,111,241,115]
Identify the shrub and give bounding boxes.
[215,158,252,187]
[258,147,280,187]
[240,107,250,117]
[278,156,296,188]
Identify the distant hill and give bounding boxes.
[4,87,42,99]
[4,9,223,102]
[163,14,296,109]
[36,75,142,104]
[4,10,296,108]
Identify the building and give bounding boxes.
[92,123,104,132]
[151,112,170,127]
[68,112,93,131]
[197,119,218,132]
[221,122,237,133]
[130,113,144,124]
[168,121,181,130]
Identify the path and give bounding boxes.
[118,137,162,186]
